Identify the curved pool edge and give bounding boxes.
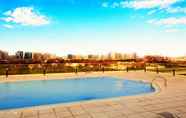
[0,76,160,112]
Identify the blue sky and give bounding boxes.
[0,0,186,56]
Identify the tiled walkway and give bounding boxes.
[0,71,186,118]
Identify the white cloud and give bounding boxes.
[165,28,180,33]
[102,0,185,16]
[147,19,156,24]
[111,2,120,8]
[3,24,13,29]
[102,2,108,8]
[120,0,182,9]
[148,17,186,25]
[2,7,49,26]
[3,10,12,16]
[166,7,186,13]
[147,9,157,15]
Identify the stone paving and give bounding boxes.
[0,71,186,118]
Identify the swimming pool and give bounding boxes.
[0,77,155,110]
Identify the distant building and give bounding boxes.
[16,51,24,59]
[0,50,9,60]
[88,54,99,60]
[33,53,43,61]
[67,54,76,60]
[99,54,109,60]
[74,55,84,60]
[43,53,56,60]
[122,53,138,60]
[8,55,17,60]
[108,52,123,60]
[132,53,137,60]
[24,52,32,59]
[115,53,123,60]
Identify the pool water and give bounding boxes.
[0,77,155,110]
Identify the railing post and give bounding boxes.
[43,67,46,76]
[164,79,167,87]
[126,66,128,72]
[150,83,153,89]
[144,66,146,72]
[144,63,146,72]
[173,69,175,76]
[5,68,9,79]
[156,67,159,74]
[75,66,78,74]
[134,66,136,71]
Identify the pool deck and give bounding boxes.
[0,71,186,118]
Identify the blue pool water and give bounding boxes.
[0,77,155,110]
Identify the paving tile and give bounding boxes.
[127,106,147,113]
[140,112,162,118]
[110,104,124,110]
[176,106,186,113]
[0,111,22,118]
[0,112,5,118]
[126,114,145,118]
[55,106,69,113]
[118,107,136,115]
[56,111,73,118]
[39,113,56,118]
[22,115,38,118]
[38,108,54,115]
[74,114,92,118]
[104,101,119,106]
[143,105,160,111]
[22,109,38,118]
[70,110,87,116]
[90,112,109,118]
[68,105,82,111]
[105,111,125,118]
[85,107,105,113]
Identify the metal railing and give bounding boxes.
[1,63,186,78]
[151,75,167,88]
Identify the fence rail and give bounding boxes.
[1,63,186,77]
